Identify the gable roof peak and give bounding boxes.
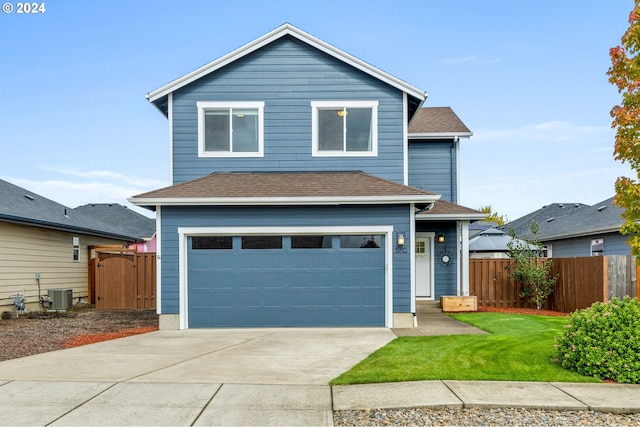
[146,23,427,110]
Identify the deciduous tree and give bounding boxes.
[608,0,640,257]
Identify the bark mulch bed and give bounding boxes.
[477,306,569,316]
[0,304,158,361]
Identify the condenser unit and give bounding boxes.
[48,288,73,310]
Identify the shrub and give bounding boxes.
[506,221,557,309]
[555,296,640,383]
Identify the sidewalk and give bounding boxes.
[1,379,639,426]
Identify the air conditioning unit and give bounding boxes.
[48,288,73,310]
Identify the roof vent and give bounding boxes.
[24,195,34,201]
[546,217,555,222]
[559,204,564,208]
[597,205,607,211]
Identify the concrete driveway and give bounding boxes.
[0,327,395,385]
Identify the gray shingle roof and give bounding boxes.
[408,107,472,136]
[502,198,622,241]
[130,171,438,205]
[0,179,141,241]
[73,204,155,241]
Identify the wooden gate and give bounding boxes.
[90,247,156,309]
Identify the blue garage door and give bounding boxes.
[187,234,385,327]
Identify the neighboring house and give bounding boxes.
[74,204,157,252]
[502,197,628,258]
[469,227,522,258]
[0,179,142,312]
[130,24,485,329]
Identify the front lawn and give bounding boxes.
[330,312,601,385]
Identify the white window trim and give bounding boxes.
[311,100,379,157]
[197,101,265,158]
[178,225,393,330]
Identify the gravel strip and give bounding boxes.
[334,407,640,426]
[0,305,158,361]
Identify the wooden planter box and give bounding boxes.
[440,295,477,312]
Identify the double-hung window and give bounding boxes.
[197,101,264,157]
[311,101,378,156]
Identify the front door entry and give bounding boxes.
[415,235,433,298]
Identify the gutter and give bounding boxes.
[0,214,139,242]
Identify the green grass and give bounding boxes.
[330,312,601,385]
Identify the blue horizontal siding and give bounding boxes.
[408,140,456,202]
[160,204,412,315]
[171,36,405,184]
[416,221,458,297]
[549,232,631,258]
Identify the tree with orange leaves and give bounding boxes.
[608,0,640,257]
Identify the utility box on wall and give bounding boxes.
[48,288,73,310]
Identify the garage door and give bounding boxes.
[187,234,385,327]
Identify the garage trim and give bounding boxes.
[178,225,394,329]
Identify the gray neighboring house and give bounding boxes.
[502,197,628,258]
[0,179,143,312]
[74,203,156,252]
[469,227,534,258]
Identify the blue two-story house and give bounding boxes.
[131,24,484,329]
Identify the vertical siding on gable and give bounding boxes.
[171,36,405,184]
[408,140,456,202]
[160,204,412,315]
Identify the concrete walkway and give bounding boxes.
[0,325,639,426]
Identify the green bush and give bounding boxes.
[555,297,640,383]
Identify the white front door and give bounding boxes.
[415,234,433,298]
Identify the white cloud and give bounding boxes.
[437,55,480,65]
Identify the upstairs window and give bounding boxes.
[197,101,264,157]
[311,101,378,156]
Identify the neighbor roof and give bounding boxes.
[408,107,473,139]
[147,23,427,116]
[0,179,140,240]
[469,227,535,252]
[503,198,622,241]
[73,204,156,241]
[129,171,440,207]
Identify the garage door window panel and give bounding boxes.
[340,235,383,249]
[291,235,333,249]
[241,236,283,249]
[191,236,233,250]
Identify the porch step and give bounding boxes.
[416,300,443,314]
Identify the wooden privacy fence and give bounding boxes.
[88,247,156,310]
[470,256,639,313]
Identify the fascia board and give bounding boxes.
[409,132,473,140]
[416,213,488,221]
[129,194,440,207]
[0,214,137,241]
[539,226,624,242]
[146,23,427,103]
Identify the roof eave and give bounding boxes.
[146,23,427,104]
[0,214,139,242]
[409,132,473,140]
[129,194,440,207]
[539,225,624,242]
[416,213,488,221]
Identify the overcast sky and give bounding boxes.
[0,0,634,220]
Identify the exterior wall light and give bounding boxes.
[397,233,405,246]
[438,234,445,243]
